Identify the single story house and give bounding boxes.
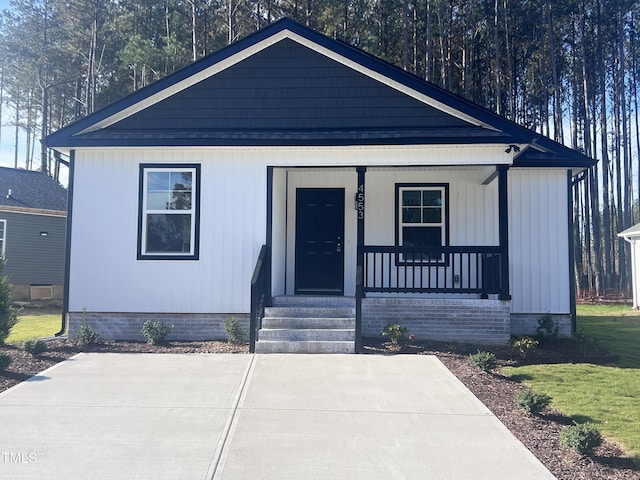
[0,166,67,302]
[44,19,595,352]
[618,224,640,309]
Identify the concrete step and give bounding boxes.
[261,316,355,329]
[271,295,356,308]
[264,306,355,318]
[258,328,355,342]
[257,296,356,354]
[254,340,355,354]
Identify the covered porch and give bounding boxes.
[251,161,512,353]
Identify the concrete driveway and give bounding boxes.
[0,353,555,479]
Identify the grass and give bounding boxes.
[5,312,61,344]
[504,304,640,463]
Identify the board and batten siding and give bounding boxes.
[69,148,267,314]
[508,169,570,314]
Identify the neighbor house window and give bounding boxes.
[138,164,200,260]
[396,184,448,263]
[0,219,6,258]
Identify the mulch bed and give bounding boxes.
[1,337,638,480]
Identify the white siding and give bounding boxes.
[271,167,499,296]
[364,168,499,246]
[69,146,569,316]
[69,149,266,313]
[509,169,570,314]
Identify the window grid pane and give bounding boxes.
[398,186,446,261]
[142,167,197,257]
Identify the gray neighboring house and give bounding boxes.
[0,166,67,302]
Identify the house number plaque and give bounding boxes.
[355,184,365,219]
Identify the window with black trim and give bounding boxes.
[138,164,200,260]
[396,184,448,263]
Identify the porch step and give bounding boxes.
[255,296,356,354]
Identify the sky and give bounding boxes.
[1,0,19,171]
[0,1,71,186]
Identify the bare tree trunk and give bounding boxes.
[619,8,631,291]
[597,0,612,288]
[425,0,431,81]
[494,0,501,115]
[503,0,514,119]
[13,97,19,169]
[546,1,563,142]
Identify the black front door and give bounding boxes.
[295,188,345,295]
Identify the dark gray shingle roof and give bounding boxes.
[0,167,67,211]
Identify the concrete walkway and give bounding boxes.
[0,353,556,479]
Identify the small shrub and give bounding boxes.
[574,329,603,360]
[23,339,47,357]
[536,313,559,341]
[0,259,19,345]
[224,317,247,344]
[511,336,538,359]
[0,350,12,371]
[559,423,603,456]
[381,323,408,343]
[74,314,101,348]
[468,350,497,372]
[515,388,552,414]
[141,320,173,345]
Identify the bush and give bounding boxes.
[0,350,12,371]
[141,320,173,345]
[0,259,19,345]
[74,317,101,348]
[515,388,552,414]
[381,323,408,343]
[560,423,603,456]
[23,339,47,357]
[536,313,559,341]
[511,336,538,359]
[468,350,497,372]
[574,329,603,360]
[224,317,247,344]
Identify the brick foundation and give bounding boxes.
[67,312,250,342]
[362,297,511,345]
[510,314,572,338]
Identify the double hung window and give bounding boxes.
[396,184,448,263]
[138,164,200,260]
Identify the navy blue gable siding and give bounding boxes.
[110,39,470,133]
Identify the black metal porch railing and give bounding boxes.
[362,245,503,296]
[250,244,271,353]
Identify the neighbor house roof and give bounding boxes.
[619,223,640,241]
[0,167,67,212]
[44,18,595,171]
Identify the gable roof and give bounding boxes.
[0,167,67,212]
[44,18,594,170]
[619,223,640,241]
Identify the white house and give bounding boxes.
[45,19,595,352]
[618,224,640,309]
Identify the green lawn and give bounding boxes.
[504,304,640,463]
[5,313,61,344]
